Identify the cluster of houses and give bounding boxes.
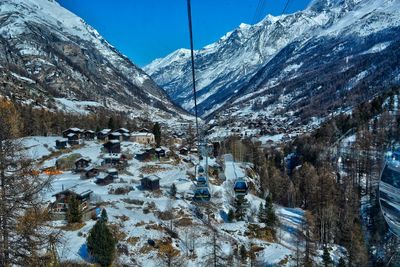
[55,127,156,149]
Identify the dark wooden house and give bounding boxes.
[67,133,80,146]
[62,128,83,138]
[109,132,122,141]
[102,154,127,168]
[122,133,130,141]
[115,128,130,134]
[107,168,118,178]
[95,173,114,186]
[135,151,151,161]
[75,157,91,172]
[155,147,166,158]
[141,175,160,191]
[55,139,68,149]
[82,166,99,179]
[51,189,92,213]
[97,129,111,141]
[83,130,96,140]
[103,140,121,154]
[179,147,189,155]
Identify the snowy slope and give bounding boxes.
[145,0,400,119]
[0,0,189,120]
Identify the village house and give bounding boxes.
[55,139,68,149]
[74,157,91,172]
[83,130,96,140]
[108,132,122,141]
[107,168,118,179]
[135,151,152,161]
[62,128,83,138]
[95,172,115,186]
[115,128,130,135]
[103,140,121,154]
[67,133,80,146]
[141,175,160,191]
[97,129,111,141]
[50,189,93,213]
[102,153,128,168]
[81,166,99,179]
[130,132,155,145]
[155,147,166,158]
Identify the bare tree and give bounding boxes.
[0,98,55,266]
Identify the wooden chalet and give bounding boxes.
[141,175,160,191]
[95,172,114,186]
[135,151,152,161]
[109,132,122,141]
[97,129,112,141]
[51,189,92,213]
[81,166,99,179]
[55,139,68,149]
[67,133,80,146]
[103,140,121,154]
[83,130,96,140]
[75,157,91,172]
[115,128,130,135]
[102,154,127,168]
[62,128,83,138]
[107,168,118,178]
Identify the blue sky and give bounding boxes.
[58,0,311,67]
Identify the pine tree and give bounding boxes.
[87,220,116,267]
[108,117,115,130]
[257,202,266,223]
[322,246,333,267]
[234,196,248,221]
[239,245,247,265]
[153,122,162,147]
[338,257,346,267]
[170,183,177,198]
[227,209,235,223]
[100,209,108,222]
[67,195,82,224]
[265,194,278,228]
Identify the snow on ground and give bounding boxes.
[54,98,102,114]
[21,136,344,265]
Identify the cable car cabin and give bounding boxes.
[234,178,248,196]
[196,176,207,186]
[193,187,211,202]
[197,165,205,175]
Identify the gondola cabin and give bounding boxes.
[141,175,160,191]
[196,176,207,186]
[234,178,248,196]
[193,187,211,202]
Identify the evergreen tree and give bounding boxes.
[108,117,116,130]
[239,245,247,264]
[265,194,278,228]
[170,183,177,198]
[67,195,82,224]
[227,209,235,223]
[322,246,333,267]
[100,209,108,222]
[338,257,346,267]
[87,220,116,267]
[234,196,248,221]
[258,202,266,223]
[153,122,162,147]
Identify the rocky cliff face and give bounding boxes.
[145,0,400,122]
[0,0,189,120]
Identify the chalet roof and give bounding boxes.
[104,153,121,159]
[75,157,91,163]
[63,127,82,133]
[56,138,68,142]
[84,165,97,172]
[122,133,130,137]
[107,168,118,173]
[142,175,160,182]
[116,128,130,133]
[67,133,78,137]
[52,188,93,198]
[84,130,95,133]
[100,129,112,134]
[107,140,120,144]
[110,132,122,136]
[96,172,111,180]
[131,132,154,137]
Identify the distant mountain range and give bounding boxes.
[145,0,400,124]
[0,0,189,121]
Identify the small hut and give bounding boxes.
[141,175,160,191]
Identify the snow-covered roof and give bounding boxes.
[67,133,77,137]
[100,129,111,134]
[75,157,91,163]
[131,132,154,137]
[107,140,120,144]
[104,154,121,159]
[107,168,118,173]
[56,138,68,142]
[117,128,130,133]
[142,175,160,182]
[64,127,82,132]
[84,130,95,133]
[96,172,110,180]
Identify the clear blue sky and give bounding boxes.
[58,0,311,67]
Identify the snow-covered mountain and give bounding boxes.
[0,0,189,120]
[145,0,400,121]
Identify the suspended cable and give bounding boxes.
[281,0,291,15]
[252,0,265,24]
[186,0,200,143]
